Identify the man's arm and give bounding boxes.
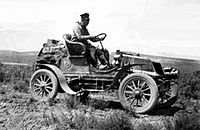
[73,26,96,41]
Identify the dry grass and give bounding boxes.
[1,62,200,130]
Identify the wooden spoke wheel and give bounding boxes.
[30,69,58,101]
[119,73,158,114]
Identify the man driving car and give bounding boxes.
[71,13,109,69]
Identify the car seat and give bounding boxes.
[63,34,86,56]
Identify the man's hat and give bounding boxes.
[80,13,89,20]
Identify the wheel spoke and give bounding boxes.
[36,78,41,84]
[42,75,45,82]
[46,82,53,86]
[142,87,150,92]
[45,88,51,94]
[43,90,48,96]
[144,93,151,97]
[46,86,53,90]
[42,75,46,82]
[43,74,47,82]
[131,81,137,89]
[34,87,41,92]
[142,96,149,103]
[125,90,134,94]
[39,75,44,82]
[126,85,135,92]
[137,80,140,88]
[37,89,43,96]
[45,77,50,83]
[34,83,41,87]
[42,90,48,97]
[140,82,147,90]
[126,95,134,100]
[130,98,136,105]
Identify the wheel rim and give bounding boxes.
[33,74,53,97]
[123,77,153,111]
[31,71,57,101]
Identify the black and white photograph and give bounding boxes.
[0,0,199,129]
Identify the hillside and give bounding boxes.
[143,54,200,73]
[0,50,38,65]
[0,50,200,73]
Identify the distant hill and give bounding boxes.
[0,50,38,65]
[0,50,20,55]
[145,55,200,74]
[0,50,200,73]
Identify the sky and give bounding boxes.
[0,0,200,60]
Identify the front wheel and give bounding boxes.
[118,73,158,114]
[30,69,58,101]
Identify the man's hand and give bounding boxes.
[89,35,99,42]
[90,35,96,39]
[99,37,105,41]
[90,35,105,42]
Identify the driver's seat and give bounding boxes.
[63,34,86,56]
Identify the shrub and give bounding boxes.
[176,111,200,130]
[73,110,98,130]
[178,71,200,100]
[87,98,110,110]
[13,80,29,93]
[136,122,156,130]
[98,110,134,130]
[0,71,5,82]
[0,64,33,84]
[62,95,81,109]
[176,70,200,130]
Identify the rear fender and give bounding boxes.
[37,64,77,95]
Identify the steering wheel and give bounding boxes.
[95,33,107,41]
[95,33,107,50]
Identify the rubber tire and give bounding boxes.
[30,69,58,101]
[118,73,158,114]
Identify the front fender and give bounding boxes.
[37,64,77,95]
[111,64,143,89]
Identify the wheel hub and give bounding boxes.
[40,81,47,89]
[134,89,143,99]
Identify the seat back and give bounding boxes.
[63,34,86,56]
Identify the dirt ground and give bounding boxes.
[0,89,193,130]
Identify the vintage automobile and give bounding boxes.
[30,33,180,114]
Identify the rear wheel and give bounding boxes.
[118,73,158,114]
[30,69,58,101]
